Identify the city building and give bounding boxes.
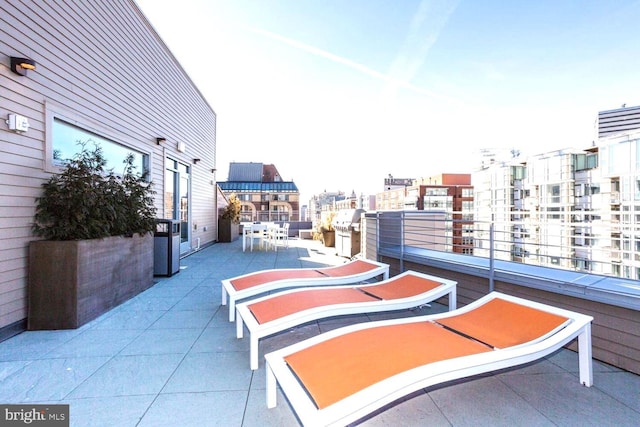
[335,190,372,211]
[384,175,414,191]
[377,176,414,210]
[374,174,474,254]
[1,0,217,337]
[218,162,301,223]
[300,204,309,221]
[597,104,640,138]
[472,107,640,279]
[474,148,595,267]
[307,190,346,226]
[376,186,408,210]
[407,174,474,254]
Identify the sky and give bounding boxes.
[135,0,640,201]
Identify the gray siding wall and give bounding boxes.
[0,0,217,331]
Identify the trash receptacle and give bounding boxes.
[154,219,180,276]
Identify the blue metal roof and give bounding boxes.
[218,181,299,192]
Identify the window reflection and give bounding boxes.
[53,118,147,175]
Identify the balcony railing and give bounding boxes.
[369,210,640,278]
[364,210,640,311]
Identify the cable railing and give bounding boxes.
[368,210,639,282]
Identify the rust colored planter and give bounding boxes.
[322,230,335,247]
[28,234,153,330]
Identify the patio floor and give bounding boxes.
[1,237,639,426]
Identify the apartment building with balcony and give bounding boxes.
[596,130,640,279]
[375,174,474,255]
[472,126,640,280]
[218,162,300,222]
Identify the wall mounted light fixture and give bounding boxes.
[156,137,166,145]
[211,168,217,173]
[193,158,201,164]
[10,57,36,76]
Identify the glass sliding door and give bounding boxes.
[179,169,190,251]
[165,158,191,254]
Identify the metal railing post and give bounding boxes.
[375,211,380,262]
[400,211,405,272]
[489,221,495,292]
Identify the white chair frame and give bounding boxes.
[236,271,457,370]
[265,292,594,427]
[221,259,389,322]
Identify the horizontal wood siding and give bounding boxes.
[0,0,216,333]
[495,281,640,376]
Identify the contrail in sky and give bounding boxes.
[246,25,454,102]
[384,0,460,98]
[389,0,458,88]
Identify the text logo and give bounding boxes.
[1,405,69,426]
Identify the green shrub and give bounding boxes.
[220,193,241,224]
[33,142,157,240]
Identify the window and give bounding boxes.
[612,264,620,276]
[608,142,631,175]
[511,165,525,180]
[575,153,598,171]
[635,178,640,201]
[426,188,448,196]
[549,184,560,203]
[53,118,148,175]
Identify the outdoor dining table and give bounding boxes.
[242,223,277,252]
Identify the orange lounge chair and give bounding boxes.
[236,271,457,370]
[265,292,593,427]
[221,259,389,321]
